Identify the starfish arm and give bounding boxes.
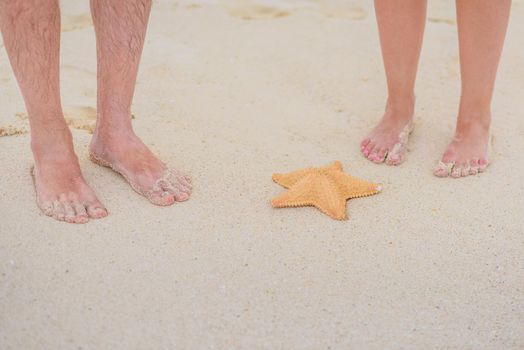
[271,175,316,206]
[328,172,381,199]
[272,168,314,189]
[314,175,349,220]
[328,160,343,172]
[271,175,349,220]
[272,161,343,189]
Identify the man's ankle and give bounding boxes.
[31,127,76,162]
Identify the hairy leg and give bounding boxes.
[89,0,191,205]
[361,0,427,165]
[0,0,107,223]
[435,0,511,178]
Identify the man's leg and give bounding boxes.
[435,0,511,178]
[361,0,427,165]
[89,0,191,206]
[0,0,107,223]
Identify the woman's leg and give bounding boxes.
[89,0,191,206]
[435,0,511,177]
[361,0,427,165]
[0,0,107,223]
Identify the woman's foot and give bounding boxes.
[32,125,108,223]
[434,116,491,178]
[89,130,192,206]
[360,98,414,166]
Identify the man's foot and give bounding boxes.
[89,131,192,206]
[434,119,490,178]
[360,99,414,166]
[32,129,108,223]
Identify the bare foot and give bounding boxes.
[434,119,490,178]
[360,99,414,165]
[89,131,192,206]
[32,129,108,223]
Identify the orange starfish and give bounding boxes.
[271,161,381,220]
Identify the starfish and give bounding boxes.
[271,161,381,220]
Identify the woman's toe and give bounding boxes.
[461,163,471,177]
[434,162,451,178]
[451,164,463,178]
[362,142,374,157]
[385,152,400,166]
[360,138,371,150]
[367,145,381,161]
[469,159,479,175]
[371,148,388,164]
[450,164,461,178]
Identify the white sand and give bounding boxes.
[1,1,523,348]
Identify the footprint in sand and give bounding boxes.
[62,106,98,133]
[16,106,97,134]
[61,65,96,98]
[0,74,10,84]
[320,2,366,20]
[169,1,203,10]
[185,3,202,10]
[428,17,455,25]
[224,0,365,21]
[224,0,290,20]
[147,64,173,78]
[0,125,28,137]
[445,55,459,78]
[15,106,136,134]
[61,14,93,32]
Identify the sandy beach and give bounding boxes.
[1,0,523,348]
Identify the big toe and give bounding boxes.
[148,189,176,206]
[86,201,108,219]
[434,162,452,177]
[451,163,464,178]
[385,141,408,166]
[39,201,55,217]
[385,153,400,166]
[370,148,388,164]
[385,149,405,166]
